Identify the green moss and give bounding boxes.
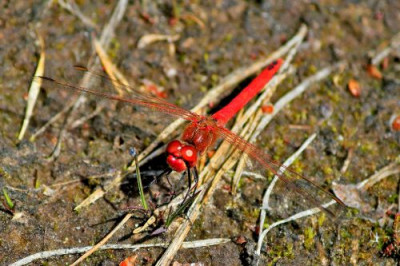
[268,242,295,263]
[178,53,187,63]
[73,193,84,205]
[211,74,219,86]
[291,160,305,174]
[340,228,351,239]
[388,193,398,204]
[243,206,260,220]
[307,64,318,75]
[326,87,341,103]
[54,41,66,51]
[175,97,184,107]
[53,222,59,231]
[283,242,294,259]
[304,227,316,249]
[107,38,121,59]
[203,53,209,63]
[224,33,233,42]
[0,167,11,179]
[322,164,334,175]
[318,212,326,227]
[359,141,374,155]
[143,137,151,146]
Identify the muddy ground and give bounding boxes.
[1,0,400,265]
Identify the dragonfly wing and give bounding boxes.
[36,67,201,122]
[215,126,346,218]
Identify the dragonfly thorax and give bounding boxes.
[181,119,218,153]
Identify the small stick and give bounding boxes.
[57,0,98,30]
[48,0,129,160]
[340,148,354,174]
[70,213,133,266]
[18,33,45,141]
[69,104,104,129]
[256,133,316,254]
[32,0,128,142]
[255,155,400,256]
[356,156,400,191]
[9,238,230,266]
[256,199,337,256]
[371,32,400,65]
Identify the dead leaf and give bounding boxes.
[366,64,382,79]
[332,182,373,213]
[137,34,180,49]
[347,79,361,97]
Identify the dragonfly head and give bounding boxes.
[166,140,197,172]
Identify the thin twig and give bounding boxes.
[31,0,128,149]
[340,148,354,174]
[371,32,400,65]
[48,0,128,160]
[70,213,133,266]
[18,33,45,141]
[58,0,98,30]
[356,155,400,191]
[256,133,316,254]
[255,155,400,256]
[9,238,230,266]
[69,105,104,129]
[256,199,337,255]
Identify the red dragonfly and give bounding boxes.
[38,59,344,216]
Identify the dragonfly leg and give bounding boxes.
[144,168,172,189]
[180,164,192,205]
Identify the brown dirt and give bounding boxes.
[1,1,400,265]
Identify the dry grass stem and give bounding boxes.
[371,32,400,65]
[356,155,400,191]
[57,0,98,30]
[256,133,317,255]
[256,155,400,257]
[48,0,128,160]
[137,34,180,49]
[31,0,128,144]
[340,148,354,174]
[18,33,45,141]
[256,199,337,256]
[9,238,229,266]
[70,213,133,266]
[94,38,131,94]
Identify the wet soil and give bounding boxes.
[1,1,400,265]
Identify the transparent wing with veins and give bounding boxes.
[37,66,201,123]
[215,125,345,217]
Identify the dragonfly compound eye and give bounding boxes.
[166,154,187,172]
[166,140,183,157]
[181,145,197,167]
